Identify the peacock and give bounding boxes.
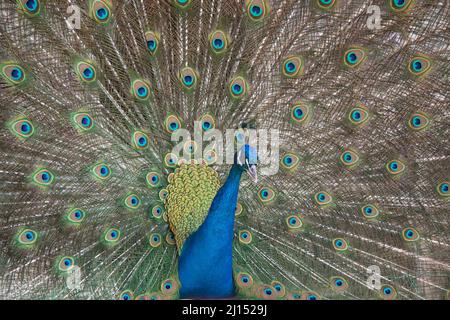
[0,0,449,300]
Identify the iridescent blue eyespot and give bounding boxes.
[2,64,26,84]
[83,68,94,79]
[145,31,160,55]
[380,285,397,299]
[17,228,37,245]
[437,182,449,197]
[402,227,419,241]
[25,0,38,11]
[407,56,431,76]
[232,84,243,95]
[386,159,406,175]
[317,0,336,9]
[343,48,366,68]
[91,0,111,23]
[391,0,410,10]
[11,67,23,81]
[13,119,33,138]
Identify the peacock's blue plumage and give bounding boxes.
[179,164,244,299]
[0,0,449,301]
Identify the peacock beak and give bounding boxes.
[246,162,258,183]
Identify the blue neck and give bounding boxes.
[178,164,243,299]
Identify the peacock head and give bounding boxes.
[235,144,258,183]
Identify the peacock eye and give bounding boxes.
[386,159,406,176]
[282,56,304,78]
[330,276,348,292]
[1,64,26,84]
[209,30,228,54]
[68,208,86,223]
[132,131,149,150]
[348,104,370,126]
[92,0,112,23]
[164,153,178,168]
[402,227,420,242]
[317,0,336,10]
[174,0,192,8]
[246,0,268,21]
[261,286,274,299]
[183,140,197,156]
[165,231,176,245]
[119,290,133,300]
[18,0,40,16]
[290,101,312,125]
[131,79,151,100]
[92,163,111,180]
[125,194,141,209]
[32,168,55,186]
[380,285,397,300]
[76,62,97,83]
[149,233,161,248]
[361,204,379,219]
[343,47,366,68]
[408,56,431,76]
[238,230,253,244]
[145,31,160,55]
[257,186,276,204]
[408,112,430,131]
[17,229,37,245]
[332,238,348,251]
[179,67,198,90]
[58,256,75,272]
[199,114,216,132]
[151,204,164,219]
[237,272,253,287]
[11,119,34,139]
[159,189,169,202]
[161,278,179,295]
[164,114,182,133]
[436,181,449,197]
[271,281,285,297]
[70,113,93,132]
[389,0,413,12]
[229,76,249,99]
[286,215,303,231]
[340,149,360,167]
[146,172,161,188]
[104,228,121,244]
[314,191,332,206]
[304,292,319,300]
